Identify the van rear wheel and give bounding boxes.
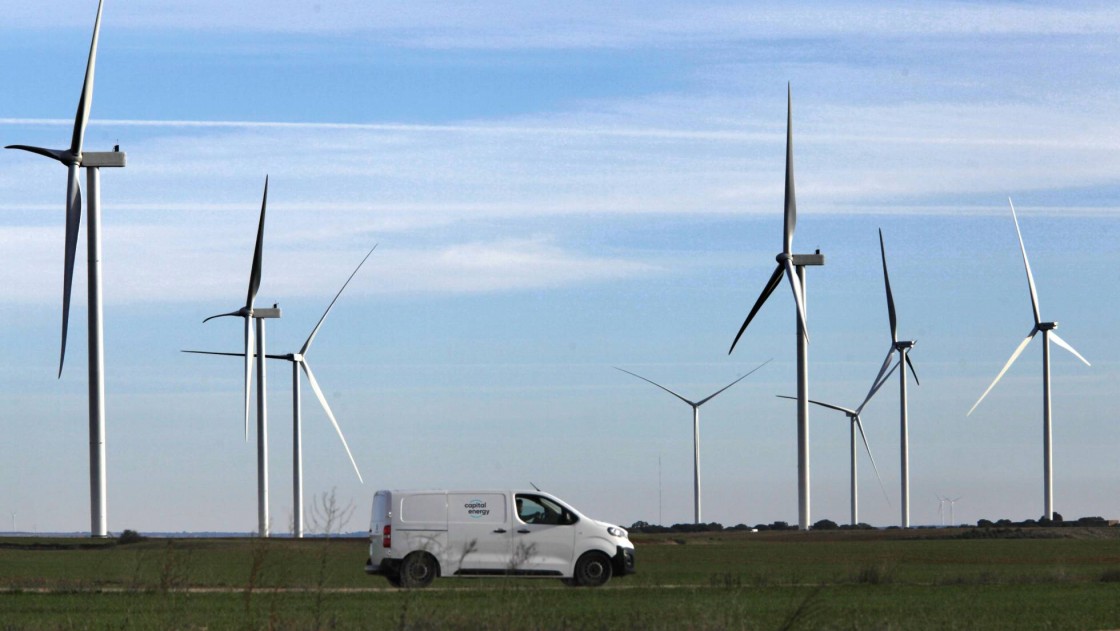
[399,552,438,589]
[573,551,612,587]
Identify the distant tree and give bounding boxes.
[1076,516,1108,527]
[1052,512,1064,523]
[811,519,838,530]
[117,529,145,545]
[977,519,993,528]
[754,523,770,532]
[769,521,790,531]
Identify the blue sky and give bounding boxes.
[1,1,1118,533]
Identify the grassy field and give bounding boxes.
[2,527,1119,630]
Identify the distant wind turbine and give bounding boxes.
[945,496,961,525]
[867,229,920,528]
[187,246,376,538]
[728,85,824,530]
[195,177,281,537]
[967,199,1090,521]
[6,0,126,538]
[615,360,771,524]
[777,364,893,526]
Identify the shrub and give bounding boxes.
[117,529,145,545]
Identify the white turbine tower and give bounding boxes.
[777,366,893,527]
[728,85,824,530]
[865,229,920,528]
[967,199,1090,521]
[198,177,281,537]
[187,246,375,537]
[616,360,770,524]
[945,496,961,525]
[6,0,126,538]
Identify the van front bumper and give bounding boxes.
[613,546,636,575]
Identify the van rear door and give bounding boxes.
[447,493,511,573]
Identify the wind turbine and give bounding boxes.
[728,85,824,530]
[865,229,920,527]
[945,496,961,525]
[777,363,893,527]
[967,199,1090,521]
[615,360,771,524]
[198,177,281,537]
[187,246,375,537]
[6,0,126,538]
[936,495,947,526]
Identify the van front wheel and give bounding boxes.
[399,552,438,589]
[573,551,612,587]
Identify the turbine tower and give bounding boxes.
[945,496,961,525]
[187,246,375,537]
[615,360,770,524]
[967,199,1089,521]
[199,178,281,537]
[728,85,824,530]
[866,229,920,527]
[6,0,126,538]
[777,366,893,526]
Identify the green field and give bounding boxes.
[2,528,1119,630]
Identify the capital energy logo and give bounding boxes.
[464,499,489,518]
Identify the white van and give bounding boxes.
[365,489,636,588]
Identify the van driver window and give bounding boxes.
[515,494,578,526]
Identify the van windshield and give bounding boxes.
[515,494,578,526]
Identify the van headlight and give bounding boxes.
[607,526,626,538]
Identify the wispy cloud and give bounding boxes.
[6,2,1120,46]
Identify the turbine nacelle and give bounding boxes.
[894,340,916,351]
[1038,321,1057,331]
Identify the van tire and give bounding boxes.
[399,552,438,588]
[573,551,612,587]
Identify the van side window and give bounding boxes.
[515,494,578,526]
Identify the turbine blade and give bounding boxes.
[5,145,67,162]
[70,0,104,156]
[244,316,254,441]
[301,360,364,483]
[856,357,900,414]
[783,84,796,254]
[614,367,695,406]
[203,310,242,323]
[1009,199,1041,327]
[59,167,83,378]
[181,350,248,358]
[695,358,772,406]
[728,264,783,354]
[857,349,896,414]
[783,258,809,342]
[301,244,377,356]
[246,176,268,310]
[967,328,1037,416]
[905,352,920,386]
[879,229,898,344]
[777,395,855,416]
[1049,332,1091,367]
[854,415,890,506]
